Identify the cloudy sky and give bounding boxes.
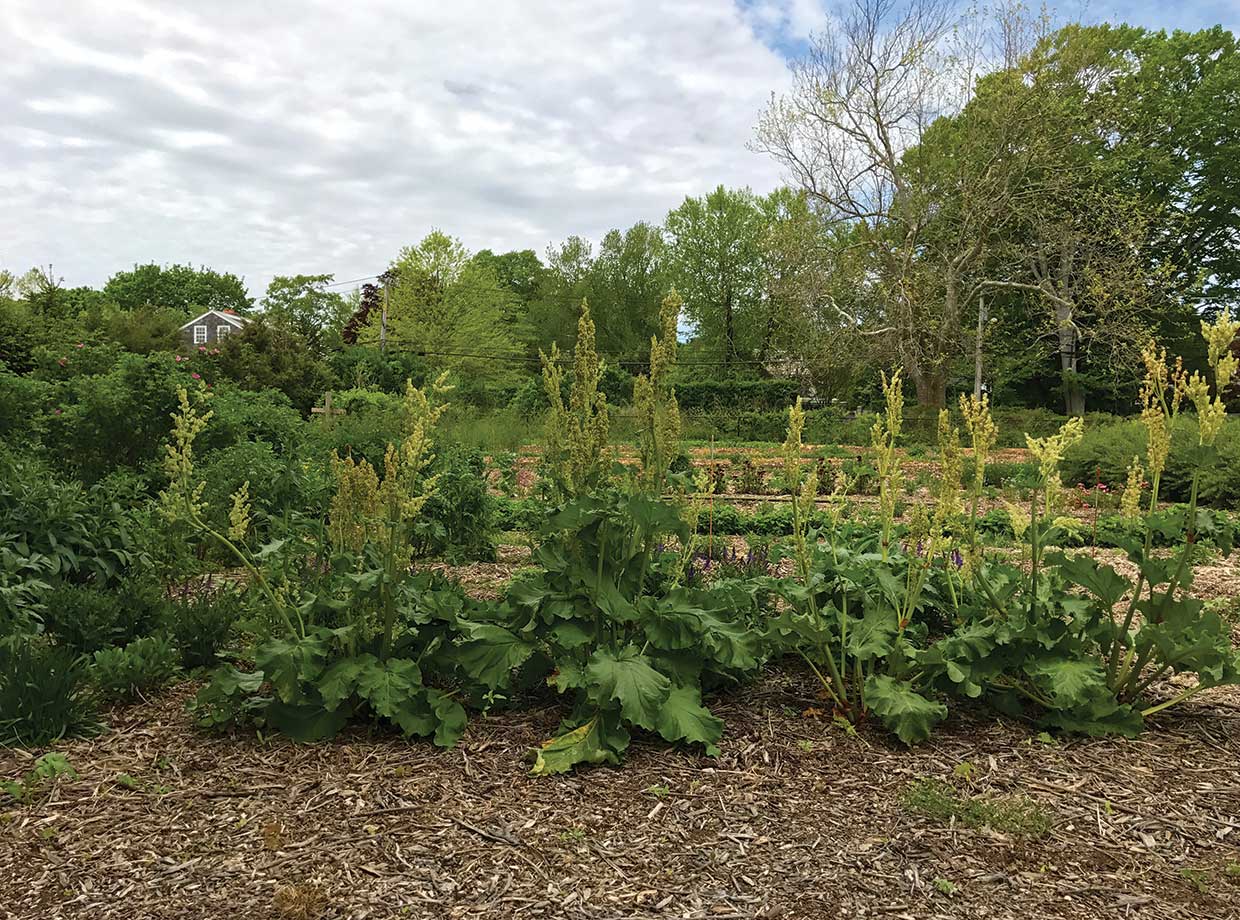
[2,0,1236,298]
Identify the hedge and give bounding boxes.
[673,379,801,411]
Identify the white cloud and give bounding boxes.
[0,0,797,295]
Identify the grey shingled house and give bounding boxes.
[178,309,248,347]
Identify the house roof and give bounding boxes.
[180,309,249,330]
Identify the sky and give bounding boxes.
[2,0,1237,299]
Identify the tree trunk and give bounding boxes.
[913,369,947,409]
[1056,303,1084,416]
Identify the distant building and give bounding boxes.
[178,309,248,347]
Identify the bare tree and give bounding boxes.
[755,0,1053,407]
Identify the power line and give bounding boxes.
[323,274,381,288]
[375,337,777,368]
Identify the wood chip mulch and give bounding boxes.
[3,667,1239,920]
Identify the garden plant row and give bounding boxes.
[3,298,1238,778]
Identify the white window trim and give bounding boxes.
[216,324,231,338]
[193,325,208,344]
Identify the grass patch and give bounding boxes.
[902,778,1053,838]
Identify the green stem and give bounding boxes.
[798,650,842,708]
[1141,683,1207,718]
[992,677,1054,710]
[1028,485,1041,624]
[1128,661,1172,700]
[196,514,299,639]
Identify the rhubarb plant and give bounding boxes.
[177,377,476,745]
[925,317,1240,734]
[461,488,766,774]
[766,395,950,744]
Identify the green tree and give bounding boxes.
[1056,25,1240,306]
[260,274,350,353]
[103,263,253,316]
[664,186,765,371]
[211,318,335,414]
[756,189,875,402]
[589,222,667,362]
[953,23,1223,413]
[470,249,545,303]
[755,0,1047,407]
[527,236,594,356]
[373,232,521,386]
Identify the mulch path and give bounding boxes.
[3,668,1239,920]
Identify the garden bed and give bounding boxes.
[4,549,1239,920]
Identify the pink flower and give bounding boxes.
[53,408,62,415]
[75,342,84,349]
[57,358,67,367]
[175,355,183,362]
[191,372,201,380]
[198,345,207,352]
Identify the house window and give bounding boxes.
[193,325,207,344]
[217,325,231,339]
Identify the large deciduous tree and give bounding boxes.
[755,0,1051,407]
[588,222,667,363]
[964,23,1233,413]
[103,263,253,316]
[373,231,521,384]
[261,274,350,354]
[664,185,765,371]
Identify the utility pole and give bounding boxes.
[973,294,986,400]
[380,276,389,355]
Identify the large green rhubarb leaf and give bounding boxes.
[864,675,946,744]
[264,700,349,742]
[654,685,723,755]
[1023,658,1106,709]
[454,624,536,689]
[585,647,671,731]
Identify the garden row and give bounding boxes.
[2,300,1236,777]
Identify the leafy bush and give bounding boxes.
[199,440,329,536]
[417,445,496,561]
[42,352,192,482]
[31,342,126,380]
[494,496,543,533]
[0,372,55,447]
[0,452,153,587]
[40,579,167,654]
[90,635,180,701]
[962,459,1040,489]
[307,404,404,472]
[460,489,767,774]
[732,457,766,494]
[0,636,97,746]
[206,318,336,414]
[1063,416,1240,504]
[200,383,306,455]
[511,366,632,418]
[328,346,427,393]
[168,585,244,669]
[178,377,476,745]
